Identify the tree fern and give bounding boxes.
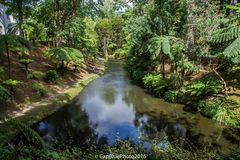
[64,47,84,65]
[148,36,173,60]
[162,38,172,60]
[225,3,240,13]
[223,36,240,64]
[9,120,44,150]
[0,85,12,102]
[45,47,84,75]
[212,8,240,64]
[147,35,173,78]
[212,25,240,43]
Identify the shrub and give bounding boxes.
[32,83,48,99]
[9,120,44,150]
[0,66,4,75]
[143,73,162,90]
[143,74,174,96]
[124,55,148,83]
[153,78,174,96]
[113,48,127,59]
[0,85,12,102]
[0,66,5,79]
[186,78,223,99]
[0,138,221,160]
[197,98,240,127]
[164,90,182,103]
[3,79,21,91]
[44,70,58,83]
[132,68,146,82]
[27,71,44,80]
[197,99,222,118]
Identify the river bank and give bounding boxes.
[0,73,102,145]
[0,44,107,145]
[1,60,240,159]
[124,57,240,128]
[25,60,239,156]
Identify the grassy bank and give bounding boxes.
[125,60,240,128]
[0,74,100,145]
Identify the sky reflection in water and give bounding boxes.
[35,61,240,154]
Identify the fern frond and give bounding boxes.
[148,36,173,60]
[0,85,12,102]
[162,38,172,60]
[227,12,240,24]
[45,47,85,65]
[212,26,240,43]
[222,36,240,64]
[9,120,44,150]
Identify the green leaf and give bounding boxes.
[222,36,240,64]
[0,85,12,102]
[3,79,22,87]
[19,59,34,65]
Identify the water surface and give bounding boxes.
[35,60,240,154]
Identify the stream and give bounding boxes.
[34,60,240,154]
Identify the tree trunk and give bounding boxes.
[61,59,64,76]
[32,39,36,46]
[68,29,74,47]
[74,65,78,72]
[16,0,24,37]
[0,50,2,62]
[25,64,28,78]
[181,69,185,77]
[54,0,62,47]
[48,38,50,47]
[162,54,165,79]
[212,68,228,96]
[103,36,108,57]
[56,34,62,47]
[6,42,11,78]
[10,86,14,92]
[186,0,195,60]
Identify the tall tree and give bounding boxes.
[0,0,39,36]
[186,0,195,60]
[0,34,30,78]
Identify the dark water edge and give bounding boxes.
[30,60,240,155]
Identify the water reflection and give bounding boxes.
[35,60,240,154]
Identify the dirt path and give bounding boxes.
[0,74,99,124]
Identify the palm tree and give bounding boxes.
[0,34,31,78]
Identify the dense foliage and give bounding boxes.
[0,122,223,160]
[0,0,240,159]
[121,0,240,128]
[0,85,12,102]
[44,70,58,83]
